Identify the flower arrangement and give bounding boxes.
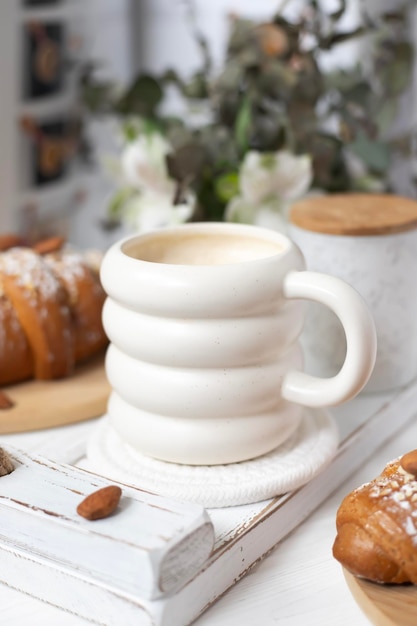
[80,0,416,233]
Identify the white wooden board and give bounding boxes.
[0,380,416,625]
[0,448,214,602]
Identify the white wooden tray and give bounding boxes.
[1,379,417,626]
[0,448,214,601]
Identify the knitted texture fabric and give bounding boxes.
[87,409,338,508]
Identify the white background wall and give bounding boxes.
[68,0,136,249]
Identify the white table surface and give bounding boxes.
[2,415,416,626]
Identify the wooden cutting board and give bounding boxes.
[0,353,111,434]
[344,569,417,626]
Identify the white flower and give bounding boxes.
[225,149,313,232]
[239,150,313,205]
[123,190,195,234]
[225,196,257,224]
[226,196,288,233]
[121,133,174,195]
[239,152,277,204]
[271,151,313,201]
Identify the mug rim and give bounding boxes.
[119,222,292,268]
[100,221,305,326]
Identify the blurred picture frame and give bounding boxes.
[22,21,64,99]
[23,1,61,6]
[20,115,80,188]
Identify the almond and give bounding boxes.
[0,234,23,251]
[0,448,14,476]
[0,390,14,410]
[400,450,417,477]
[33,236,65,255]
[76,485,122,521]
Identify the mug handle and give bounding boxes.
[281,270,377,407]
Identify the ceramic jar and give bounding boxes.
[290,193,417,393]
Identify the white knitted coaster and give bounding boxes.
[86,409,338,508]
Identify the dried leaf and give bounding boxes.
[215,59,242,93]
[257,61,297,100]
[344,82,371,108]
[309,134,351,191]
[182,72,209,99]
[228,18,257,53]
[81,83,115,114]
[166,143,206,182]
[116,74,163,117]
[237,46,262,68]
[292,55,324,103]
[249,109,289,151]
[165,122,194,151]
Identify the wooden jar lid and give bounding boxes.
[289,194,417,236]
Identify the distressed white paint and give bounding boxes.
[0,378,417,625]
[0,448,214,601]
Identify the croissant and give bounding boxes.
[333,450,417,584]
[0,236,108,386]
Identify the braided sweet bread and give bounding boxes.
[0,236,107,386]
[333,450,417,584]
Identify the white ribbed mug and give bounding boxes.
[100,222,376,465]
